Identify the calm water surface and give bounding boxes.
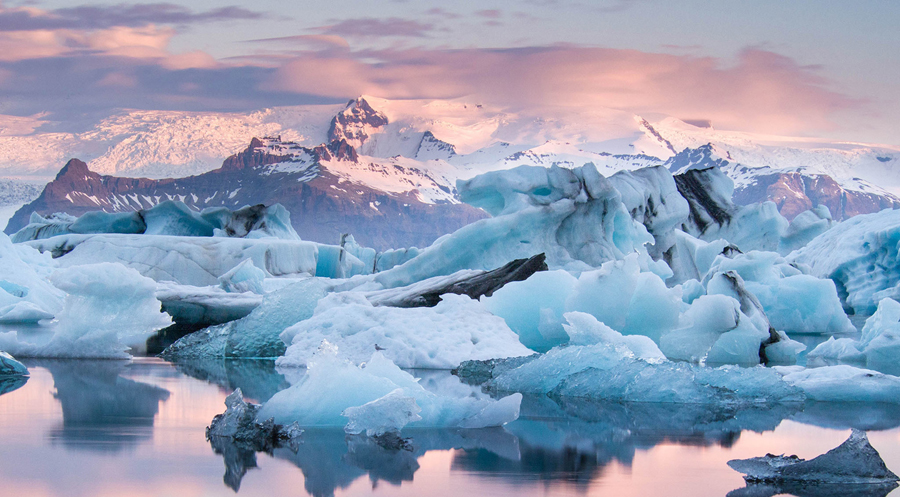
[1,357,899,497]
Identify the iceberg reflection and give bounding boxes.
[37,360,170,452]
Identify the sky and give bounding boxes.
[0,0,897,145]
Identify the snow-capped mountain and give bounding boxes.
[3,95,900,244]
[4,136,485,249]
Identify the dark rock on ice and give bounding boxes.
[389,253,548,308]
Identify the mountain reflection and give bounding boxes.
[37,360,170,452]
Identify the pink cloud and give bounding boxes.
[267,46,857,135]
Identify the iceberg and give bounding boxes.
[777,365,900,404]
[0,351,27,376]
[259,342,522,432]
[728,429,898,485]
[162,277,327,359]
[277,292,533,369]
[217,258,267,294]
[0,232,64,323]
[25,234,321,286]
[0,262,172,358]
[12,200,301,242]
[704,250,853,335]
[807,298,900,374]
[790,208,900,315]
[207,388,303,450]
[155,281,262,326]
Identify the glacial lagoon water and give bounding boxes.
[1,357,899,497]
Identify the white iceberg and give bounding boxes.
[790,208,900,315]
[218,258,267,294]
[0,232,64,323]
[259,342,522,433]
[277,292,533,369]
[808,298,900,373]
[0,262,172,358]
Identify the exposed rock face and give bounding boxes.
[6,138,486,250]
[734,172,900,221]
[327,97,389,147]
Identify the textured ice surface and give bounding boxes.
[0,351,27,376]
[808,298,900,374]
[488,342,804,404]
[155,281,262,326]
[0,232,64,323]
[218,258,266,294]
[777,365,900,403]
[728,429,898,484]
[705,250,852,335]
[0,262,172,358]
[207,388,303,449]
[778,205,834,255]
[12,200,300,242]
[164,278,327,359]
[260,343,521,431]
[343,389,422,436]
[26,234,320,286]
[790,208,900,315]
[482,254,681,352]
[277,292,532,369]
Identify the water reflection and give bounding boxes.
[728,482,898,497]
[171,357,289,402]
[204,378,900,496]
[36,359,171,452]
[0,374,27,396]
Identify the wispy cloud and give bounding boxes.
[0,3,263,31]
[313,17,434,38]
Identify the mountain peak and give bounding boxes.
[328,97,389,147]
[56,158,91,180]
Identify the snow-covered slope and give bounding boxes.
[1,96,899,224]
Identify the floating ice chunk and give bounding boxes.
[26,234,320,286]
[0,351,27,376]
[562,311,666,362]
[778,365,900,403]
[0,262,172,358]
[0,301,54,323]
[278,293,532,369]
[13,201,301,242]
[807,298,900,374]
[778,204,834,255]
[155,281,262,326]
[0,232,64,322]
[790,208,900,315]
[343,389,422,436]
[706,251,853,335]
[260,343,521,431]
[728,429,898,485]
[207,388,303,449]
[807,337,866,364]
[218,258,266,294]
[481,270,577,351]
[660,294,744,363]
[488,344,804,404]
